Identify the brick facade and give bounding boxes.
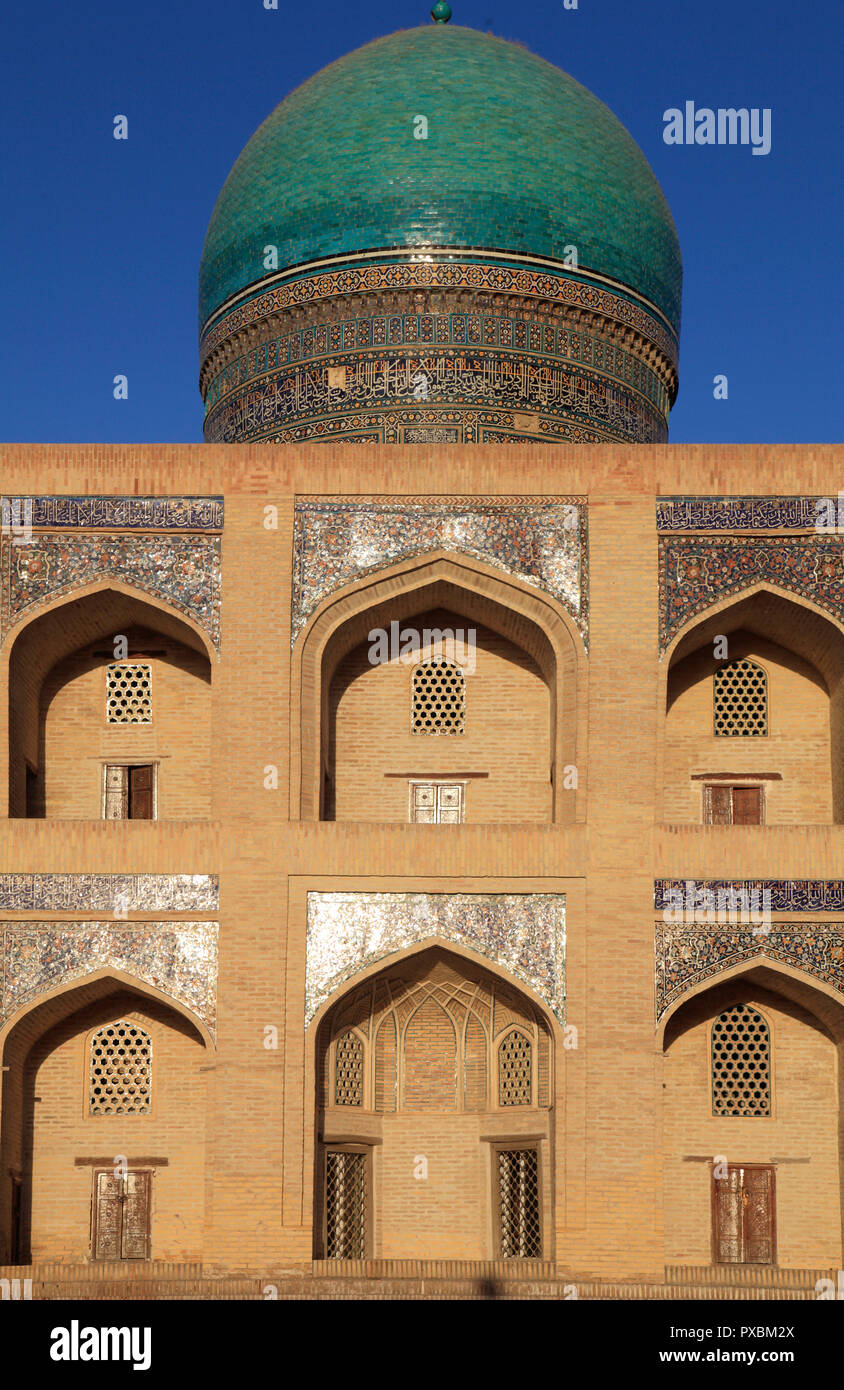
[0,442,842,1297]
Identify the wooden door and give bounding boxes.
[732,786,762,825]
[93,1170,151,1260]
[713,1164,775,1264]
[129,764,154,820]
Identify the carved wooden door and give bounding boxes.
[713,1164,775,1264]
[93,1170,151,1260]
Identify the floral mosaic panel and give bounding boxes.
[2,496,223,531]
[305,891,566,1026]
[0,922,218,1040]
[659,534,844,653]
[657,496,823,532]
[0,533,221,653]
[655,879,844,912]
[292,497,588,648]
[655,920,844,1022]
[0,874,218,913]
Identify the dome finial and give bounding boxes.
[431,1,452,21]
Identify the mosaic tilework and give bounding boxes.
[655,880,844,912]
[0,874,218,913]
[305,892,566,1026]
[0,533,221,654]
[200,258,679,368]
[231,406,619,448]
[659,535,844,653]
[2,497,223,531]
[0,922,218,1039]
[205,352,666,447]
[657,496,822,533]
[204,312,669,417]
[292,497,588,647]
[655,920,844,1022]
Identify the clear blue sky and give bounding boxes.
[1,0,840,444]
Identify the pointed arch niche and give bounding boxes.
[660,588,844,823]
[2,584,213,818]
[311,945,557,1261]
[659,963,844,1269]
[0,972,211,1265]
[291,552,586,824]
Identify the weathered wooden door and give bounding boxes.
[713,1164,775,1263]
[93,1170,151,1260]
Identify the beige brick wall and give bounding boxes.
[0,442,841,1282]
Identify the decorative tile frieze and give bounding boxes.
[2,496,224,532]
[0,532,221,654]
[200,257,679,367]
[655,879,844,913]
[655,919,844,1022]
[305,891,566,1026]
[292,497,588,648]
[0,922,218,1040]
[0,874,218,913]
[657,496,823,533]
[659,534,844,653]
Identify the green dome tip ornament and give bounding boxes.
[431,1,452,21]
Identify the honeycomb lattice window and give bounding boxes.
[106,664,152,724]
[89,1021,152,1115]
[411,660,465,735]
[334,1030,363,1106]
[498,1030,532,1106]
[713,659,767,736]
[497,1148,541,1258]
[711,1003,771,1116]
[325,1150,368,1258]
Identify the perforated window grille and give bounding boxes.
[325,1150,368,1258]
[89,1021,152,1115]
[106,664,152,723]
[711,1003,771,1116]
[411,660,465,735]
[713,660,767,736]
[498,1031,532,1106]
[497,1148,541,1258]
[334,1031,363,1106]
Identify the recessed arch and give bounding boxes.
[3,583,214,818]
[659,585,844,823]
[291,550,586,823]
[0,969,211,1265]
[656,957,844,1049]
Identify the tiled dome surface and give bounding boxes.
[199,24,682,333]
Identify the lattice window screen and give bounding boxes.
[497,1148,541,1258]
[89,1021,152,1115]
[713,660,767,736]
[106,663,153,723]
[498,1030,532,1105]
[325,1150,368,1258]
[334,1030,364,1106]
[411,660,466,734]
[711,1003,771,1116]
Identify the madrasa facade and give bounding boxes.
[1,8,842,1300]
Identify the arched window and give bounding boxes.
[89,1020,152,1115]
[498,1029,532,1106]
[411,659,466,734]
[334,1030,364,1106]
[713,659,768,736]
[711,1003,771,1116]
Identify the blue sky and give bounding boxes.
[1,0,840,443]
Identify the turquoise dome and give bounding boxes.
[199,24,682,334]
